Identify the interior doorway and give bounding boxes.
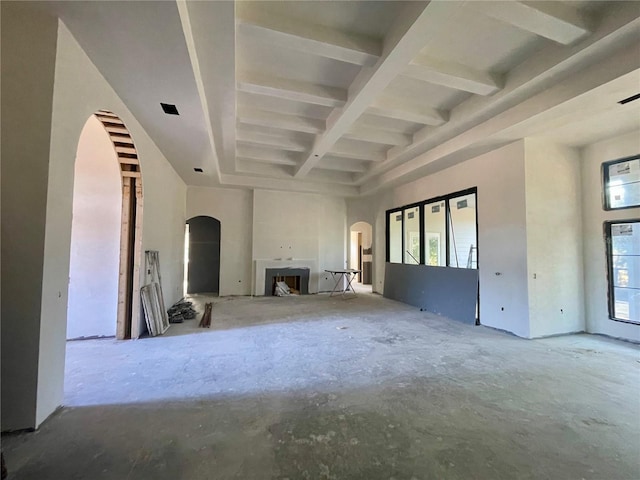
[67,111,143,340]
[185,216,221,295]
[349,222,373,291]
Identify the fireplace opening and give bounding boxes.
[273,275,301,295]
[264,267,310,296]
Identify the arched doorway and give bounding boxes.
[349,221,373,290]
[185,216,221,295]
[67,110,143,340]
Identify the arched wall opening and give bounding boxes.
[349,221,373,288]
[185,216,221,295]
[67,110,144,340]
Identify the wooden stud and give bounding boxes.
[116,176,133,340]
[130,179,144,339]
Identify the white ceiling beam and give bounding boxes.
[295,1,466,177]
[235,160,294,178]
[177,1,236,176]
[221,173,359,196]
[368,94,447,126]
[237,156,297,167]
[236,4,381,67]
[328,147,386,162]
[343,126,411,146]
[305,169,356,185]
[237,108,325,134]
[318,156,369,173]
[237,72,347,108]
[360,40,640,193]
[356,2,640,187]
[475,1,590,45]
[236,144,301,165]
[236,130,308,152]
[404,54,501,96]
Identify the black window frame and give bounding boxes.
[604,219,640,325]
[386,187,478,269]
[602,154,640,211]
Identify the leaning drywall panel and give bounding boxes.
[524,139,584,338]
[36,21,187,426]
[582,130,640,342]
[372,141,530,337]
[186,186,253,296]
[1,2,58,431]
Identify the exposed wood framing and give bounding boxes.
[95,110,144,340]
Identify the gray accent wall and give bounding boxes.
[384,263,479,325]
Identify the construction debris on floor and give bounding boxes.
[167,299,197,324]
[198,302,213,328]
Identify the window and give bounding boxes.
[606,220,640,324]
[424,201,446,266]
[404,206,420,264]
[603,155,640,210]
[388,210,403,263]
[448,193,477,268]
[386,188,477,269]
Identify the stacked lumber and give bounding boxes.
[198,302,213,328]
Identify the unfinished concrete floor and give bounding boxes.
[3,292,640,479]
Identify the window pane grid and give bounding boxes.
[606,220,640,324]
[386,188,477,270]
[603,156,640,210]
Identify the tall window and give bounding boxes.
[606,220,639,324]
[386,188,477,269]
[388,210,403,263]
[424,201,446,266]
[603,155,640,210]
[448,193,477,268]
[404,206,420,264]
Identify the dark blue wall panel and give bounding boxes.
[383,263,479,324]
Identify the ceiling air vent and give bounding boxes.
[194,168,203,173]
[160,103,179,115]
[618,93,640,105]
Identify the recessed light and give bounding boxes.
[194,168,203,173]
[618,93,640,105]
[161,103,179,115]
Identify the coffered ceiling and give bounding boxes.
[47,1,640,196]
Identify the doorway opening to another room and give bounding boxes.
[67,110,144,341]
[184,216,221,295]
[349,221,373,293]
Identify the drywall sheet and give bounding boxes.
[384,263,478,324]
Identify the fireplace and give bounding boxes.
[264,267,310,296]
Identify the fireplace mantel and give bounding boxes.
[253,259,318,296]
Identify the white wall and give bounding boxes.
[186,186,253,296]
[34,21,187,427]
[525,139,584,338]
[67,116,121,339]
[581,130,640,342]
[252,189,346,294]
[1,2,58,431]
[357,141,531,337]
